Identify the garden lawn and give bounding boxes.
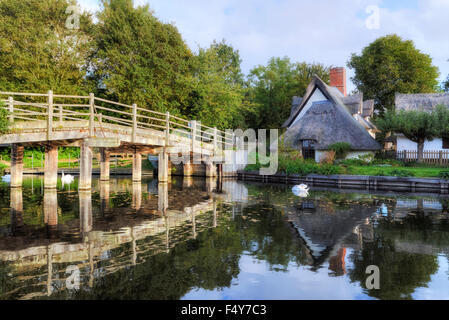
[345,165,448,178]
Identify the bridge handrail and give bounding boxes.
[0,91,235,148]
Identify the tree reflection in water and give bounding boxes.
[1,177,449,299]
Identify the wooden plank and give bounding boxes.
[47,90,53,140]
[85,137,120,148]
[94,96,132,108]
[94,104,133,117]
[0,91,48,97]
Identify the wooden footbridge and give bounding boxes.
[0,91,235,189]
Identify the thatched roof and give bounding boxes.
[354,114,377,131]
[288,199,376,266]
[290,96,302,116]
[282,76,381,150]
[341,93,363,115]
[395,93,449,112]
[362,99,374,117]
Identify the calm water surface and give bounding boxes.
[0,175,449,300]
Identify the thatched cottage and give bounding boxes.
[282,67,381,162]
[388,93,449,152]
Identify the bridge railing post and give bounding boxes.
[165,111,170,146]
[47,90,53,140]
[8,96,14,123]
[191,120,197,153]
[132,103,137,142]
[213,127,217,152]
[89,93,95,137]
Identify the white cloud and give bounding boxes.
[77,0,449,92]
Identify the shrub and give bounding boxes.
[328,142,352,159]
[439,171,449,180]
[371,158,402,166]
[340,158,364,166]
[319,150,336,165]
[317,163,341,175]
[357,153,375,164]
[0,163,6,175]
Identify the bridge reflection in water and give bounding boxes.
[1,176,238,299]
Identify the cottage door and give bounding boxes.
[301,140,315,160]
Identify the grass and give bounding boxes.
[342,165,446,178]
[245,151,449,178]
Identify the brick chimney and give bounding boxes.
[330,67,347,96]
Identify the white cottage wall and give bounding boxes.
[397,136,444,151]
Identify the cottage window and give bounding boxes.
[301,140,315,160]
[443,138,449,149]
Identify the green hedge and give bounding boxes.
[245,152,341,176]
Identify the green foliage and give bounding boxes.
[348,34,440,114]
[0,102,9,134]
[0,0,94,94]
[443,75,449,93]
[389,169,415,177]
[376,109,438,143]
[375,108,438,162]
[362,168,415,177]
[247,57,331,129]
[328,142,352,159]
[432,104,449,140]
[245,151,341,176]
[0,162,6,175]
[91,0,192,114]
[439,171,449,180]
[187,40,247,130]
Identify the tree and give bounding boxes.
[375,109,438,163]
[348,34,440,114]
[443,75,449,93]
[0,0,94,94]
[247,57,330,129]
[186,40,246,130]
[433,105,449,141]
[91,0,193,114]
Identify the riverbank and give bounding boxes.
[238,170,449,194]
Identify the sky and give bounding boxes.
[77,0,449,93]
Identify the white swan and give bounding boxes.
[61,171,74,184]
[292,184,309,197]
[1,174,10,183]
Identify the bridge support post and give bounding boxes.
[100,180,110,215]
[10,187,23,235]
[205,162,217,177]
[158,182,169,213]
[183,162,193,176]
[183,176,193,189]
[10,144,24,188]
[132,182,142,210]
[44,144,58,189]
[206,177,215,194]
[132,151,142,182]
[79,190,92,235]
[158,150,169,183]
[100,148,110,181]
[79,140,92,190]
[43,189,58,236]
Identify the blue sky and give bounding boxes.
[78,0,449,92]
